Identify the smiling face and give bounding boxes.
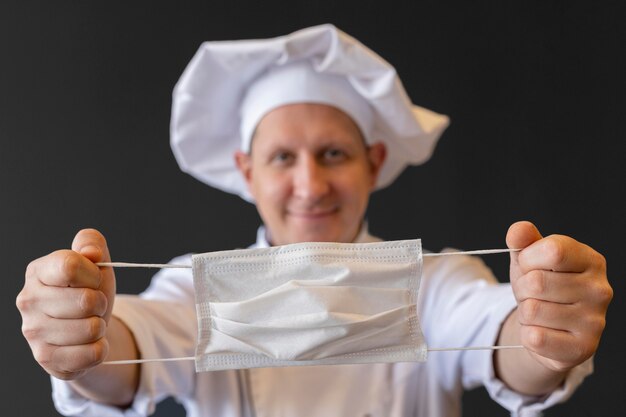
[235,103,386,246]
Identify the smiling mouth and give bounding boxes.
[288,208,339,219]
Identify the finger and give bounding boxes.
[507,221,543,281]
[35,286,108,319]
[512,269,584,304]
[518,235,597,273]
[517,299,606,347]
[520,325,596,367]
[517,298,579,330]
[29,250,102,289]
[39,317,107,346]
[71,228,111,264]
[35,339,109,378]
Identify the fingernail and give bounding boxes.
[80,245,100,256]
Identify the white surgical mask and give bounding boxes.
[191,239,427,372]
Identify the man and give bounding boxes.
[16,24,611,416]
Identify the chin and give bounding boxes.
[285,228,342,244]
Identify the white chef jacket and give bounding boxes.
[52,226,592,417]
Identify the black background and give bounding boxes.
[2,1,624,416]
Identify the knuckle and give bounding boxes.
[22,323,42,342]
[62,253,82,283]
[98,292,109,315]
[525,270,546,296]
[591,250,607,271]
[93,291,108,316]
[15,290,33,313]
[582,278,614,307]
[86,317,106,340]
[594,282,614,305]
[79,289,98,315]
[33,346,53,367]
[87,340,108,364]
[79,289,107,317]
[543,237,566,266]
[523,326,547,350]
[519,299,541,324]
[587,246,606,274]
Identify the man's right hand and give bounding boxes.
[16,229,117,380]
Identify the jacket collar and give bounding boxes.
[253,222,379,248]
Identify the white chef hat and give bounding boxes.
[170,24,450,202]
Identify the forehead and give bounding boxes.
[251,103,366,150]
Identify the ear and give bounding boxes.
[234,150,254,190]
[366,142,387,188]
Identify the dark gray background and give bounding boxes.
[2,1,623,415]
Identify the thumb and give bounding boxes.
[506,221,543,281]
[71,228,116,322]
[71,228,111,263]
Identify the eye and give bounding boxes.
[270,151,294,166]
[323,148,347,163]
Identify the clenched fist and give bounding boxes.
[16,229,116,380]
[496,221,612,395]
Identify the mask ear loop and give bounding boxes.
[96,247,524,366]
[96,248,522,269]
[103,344,527,366]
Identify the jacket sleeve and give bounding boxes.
[419,251,593,417]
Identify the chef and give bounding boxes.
[17,24,611,417]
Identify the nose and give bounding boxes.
[292,155,330,201]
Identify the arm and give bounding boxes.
[16,229,140,407]
[494,221,612,396]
